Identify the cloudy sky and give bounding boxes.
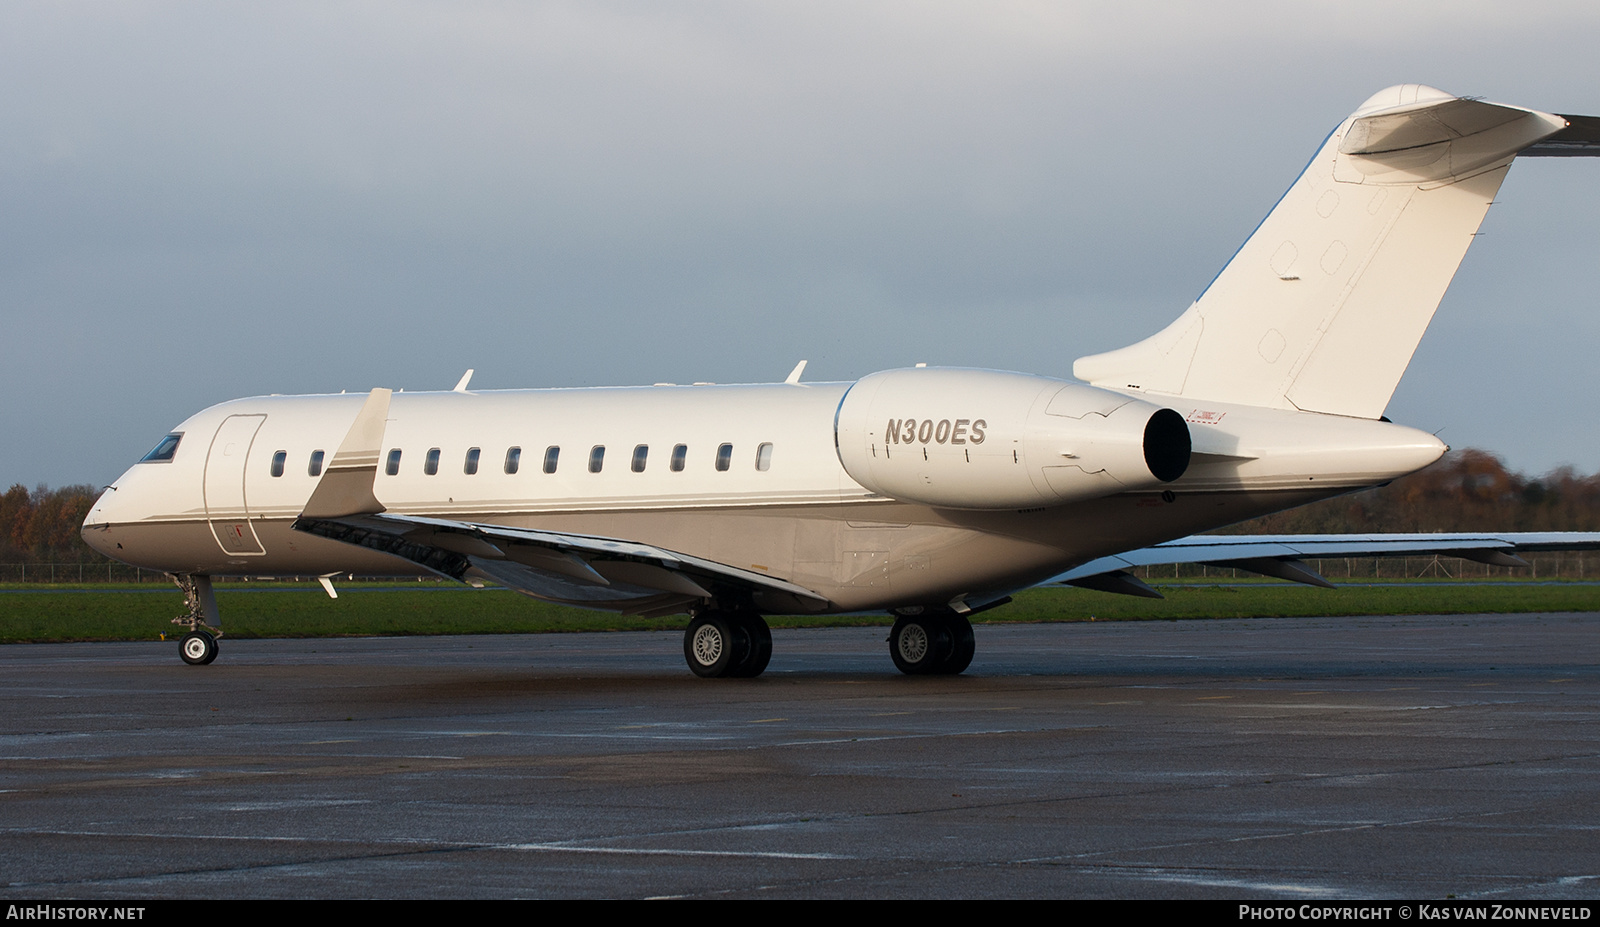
[5,1,1600,489]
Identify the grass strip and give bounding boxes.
[0,580,1596,644]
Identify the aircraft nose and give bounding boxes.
[82,494,111,548]
[80,485,128,560]
[80,521,115,558]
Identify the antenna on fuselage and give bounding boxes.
[453,369,475,392]
[785,360,807,384]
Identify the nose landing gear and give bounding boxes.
[169,573,223,665]
[180,629,219,665]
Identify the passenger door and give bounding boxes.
[204,414,268,556]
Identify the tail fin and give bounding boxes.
[1074,85,1595,419]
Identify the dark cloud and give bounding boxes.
[3,1,1599,486]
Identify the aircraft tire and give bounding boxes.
[889,615,955,675]
[684,613,749,678]
[179,631,218,666]
[941,614,975,675]
[727,613,772,678]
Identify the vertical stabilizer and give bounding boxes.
[1074,85,1577,419]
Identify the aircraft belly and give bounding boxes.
[459,485,1344,612]
[93,484,1346,611]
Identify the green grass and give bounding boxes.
[1018,581,1600,622]
[0,579,1596,644]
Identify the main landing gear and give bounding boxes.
[888,611,974,675]
[170,573,222,665]
[680,607,977,678]
[683,609,772,678]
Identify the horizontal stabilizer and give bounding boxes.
[1522,114,1600,156]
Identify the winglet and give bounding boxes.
[785,360,807,385]
[453,369,475,392]
[300,388,392,518]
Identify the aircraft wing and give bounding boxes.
[294,512,830,616]
[1052,532,1600,598]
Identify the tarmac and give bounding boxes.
[2,613,1598,899]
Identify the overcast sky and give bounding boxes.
[5,1,1600,489]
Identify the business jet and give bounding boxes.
[82,85,1600,678]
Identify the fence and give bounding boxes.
[2,552,1595,585]
[1,562,162,583]
[0,563,442,584]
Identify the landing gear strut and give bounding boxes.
[684,609,772,678]
[169,573,221,666]
[888,612,974,675]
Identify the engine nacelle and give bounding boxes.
[834,367,1190,509]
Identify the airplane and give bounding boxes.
[81,84,1600,678]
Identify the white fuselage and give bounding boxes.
[82,369,1447,613]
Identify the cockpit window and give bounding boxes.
[140,433,183,463]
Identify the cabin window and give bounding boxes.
[543,446,560,474]
[504,447,521,475]
[755,442,773,471]
[308,449,325,477]
[716,443,733,472]
[670,444,687,472]
[589,446,605,473]
[631,445,648,473]
[424,448,441,476]
[464,447,481,475]
[139,433,182,463]
[270,450,287,477]
[385,449,402,475]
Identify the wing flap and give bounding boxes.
[1063,570,1163,599]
